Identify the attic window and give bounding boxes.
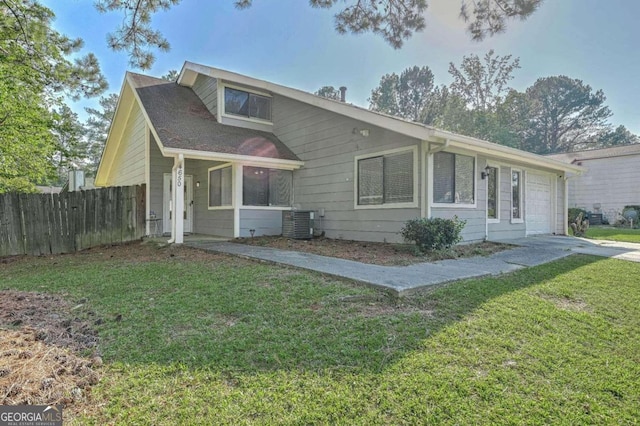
[224,87,272,121]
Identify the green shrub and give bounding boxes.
[400,216,466,252]
[568,207,587,224]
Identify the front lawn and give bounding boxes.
[1,243,638,424]
[586,226,640,243]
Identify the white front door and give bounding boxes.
[163,173,193,234]
[526,171,552,235]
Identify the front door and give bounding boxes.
[163,173,193,234]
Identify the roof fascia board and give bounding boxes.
[95,80,135,186]
[124,73,167,155]
[434,131,584,174]
[161,147,304,169]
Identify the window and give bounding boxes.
[512,170,522,220]
[357,150,414,206]
[224,87,272,121]
[433,152,475,204]
[487,166,499,220]
[208,166,232,208]
[243,166,292,206]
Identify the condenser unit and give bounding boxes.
[282,210,314,239]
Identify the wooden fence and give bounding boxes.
[0,185,145,257]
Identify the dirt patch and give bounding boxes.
[233,236,511,266]
[0,291,99,353]
[0,291,101,415]
[539,294,590,312]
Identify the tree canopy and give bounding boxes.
[369,66,436,122]
[367,55,637,155]
[95,0,542,69]
[0,0,107,192]
[315,86,342,101]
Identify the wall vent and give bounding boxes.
[282,210,314,239]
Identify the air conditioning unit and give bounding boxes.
[282,210,314,239]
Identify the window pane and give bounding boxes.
[487,167,498,219]
[209,167,232,207]
[455,154,474,204]
[249,94,272,121]
[384,151,413,203]
[209,169,221,207]
[225,88,249,116]
[434,152,454,203]
[268,169,292,206]
[243,166,269,206]
[358,156,383,205]
[512,171,521,219]
[221,166,232,206]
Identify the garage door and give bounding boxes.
[526,171,552,235]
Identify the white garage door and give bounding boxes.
[526,171,552,235]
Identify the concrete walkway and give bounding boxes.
[186,236,640,296]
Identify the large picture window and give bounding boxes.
[357,150,414,206]
[208,166,232,208]
[512,170,522,220]
[243,166,292,207]
[224,87,272,121]
[433,152,475,204]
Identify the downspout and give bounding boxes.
[425,139,450,219]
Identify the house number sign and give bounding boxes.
[176,167,183,188]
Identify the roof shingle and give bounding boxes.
[128,73,300,162]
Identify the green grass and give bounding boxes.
[586,226,640,243]
[1,245,639,424]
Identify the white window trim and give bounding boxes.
[207,163,234,210]
[353,146,419,210]
[511,168,524,223]
[487,162,500,223]
[219,83,273,126]
[241,165,294,208]
[431,150,478,209]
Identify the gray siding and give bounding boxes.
[239,209,283,237]
[191,74,218,117]
[568,155,640,222]
[108,103,146,186]
[486,164,526,240]
[273,95,420,243]
[149,134,173,231]
[187,159,234,237]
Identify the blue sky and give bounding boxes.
[45,0,640,134]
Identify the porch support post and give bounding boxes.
[233,163,241,238]
[171,154,185,244]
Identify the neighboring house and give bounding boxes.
[548,144,640,223]
[35,186,63,194]
[95,61,582,244]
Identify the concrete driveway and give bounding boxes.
[500,235,640,263]
[188,235,640,296]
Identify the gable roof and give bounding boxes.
[179,61,583,175]
[128,73,299,161]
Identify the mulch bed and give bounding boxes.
[233,236,511,266]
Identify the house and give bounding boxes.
[548,144,640,223]
[95,61,583,244]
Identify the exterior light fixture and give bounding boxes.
[481,165,492,180]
